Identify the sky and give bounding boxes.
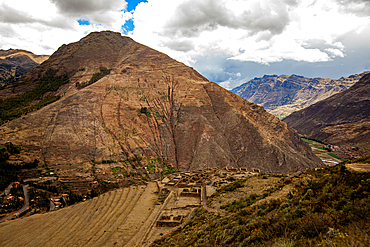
[1,0,370,89]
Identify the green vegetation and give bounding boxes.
[301,137,326,145]
[258,172,286,178]
[301,137,315,144]
[220,193,261,212]
[344,155,370,164]
[216,179,246,194]
[67,192,83,205]
[313,143,327,150]
[140,107,149,116]
[111,167,121,176]
[328,152,348,161]
[28,188,51,210]
[0,183,24,214]
[0,142,38,191]
[76,67,111,89]
[163,165,177,175]
[302,136,348,161]
[153,163,370,246]
[301,137,329,150]
[0,69,68,123]
[101,159,116,164]
[30,180,59,194]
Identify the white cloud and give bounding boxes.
[131,0,370,66]
[325,48,345,58]
[1,0,370,90]
[0,0,130,54]
[219,80,231,89]
[336,0,370,17]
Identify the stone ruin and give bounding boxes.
[180,187,201,197]
[154,167,258,229]
[156,213,185,227]
[156,188,170,204]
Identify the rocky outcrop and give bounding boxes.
[0,31,322,173]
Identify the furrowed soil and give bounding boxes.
[0,168,331,247]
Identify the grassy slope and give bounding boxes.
[152,157,370,247]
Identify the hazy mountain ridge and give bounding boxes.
[0,31,321,178]
[231,73,368,118]
[0,49,49,85]
[283,73,370,154]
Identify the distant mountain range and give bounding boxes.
[284,73,370,154]
[0,49,49,85]
[232,73,369,118]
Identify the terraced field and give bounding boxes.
[0,169,260,246]
[0,182,163,247]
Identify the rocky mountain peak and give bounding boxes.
[232,72,368,118]
[0,31,322,178]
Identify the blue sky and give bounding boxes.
[126,0,147,12]
[1,0,370,89]
[123,0,147,34]
[77,19,90,26]
[75,0,147,34]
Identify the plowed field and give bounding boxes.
[0,182,162,247]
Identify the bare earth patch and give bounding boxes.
[346,163,370,172]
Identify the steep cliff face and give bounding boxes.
[0,31,322,173]
[284,73,370,154]
[232,73,367,118]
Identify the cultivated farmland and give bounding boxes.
[0,169,259,246]
[0,182,163,246]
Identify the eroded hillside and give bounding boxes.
[0,31,322,195]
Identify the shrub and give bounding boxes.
[216,179,246,193]
[151,163,370,247]
[76,67,111,89]
[140,107,149,115]
[220,193,260,212]
[298,213,333,238]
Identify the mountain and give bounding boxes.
[0,49,49,85]
[283,73,370,154]
[0,31,321,179]
[231,73,368,118]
